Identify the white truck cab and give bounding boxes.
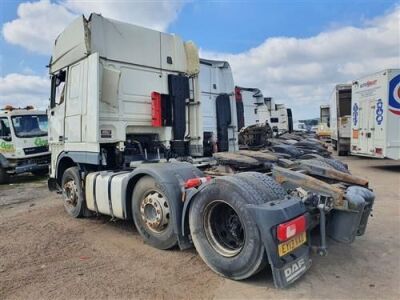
[237,90,292,134]
[0,106,49,183]
[199,59,238,154]
[48,14,202,184]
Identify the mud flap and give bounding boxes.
[327,186,375,243]
[216,94,231,152]
[246,197,312,288]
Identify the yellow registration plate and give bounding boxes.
[278,232,307,257]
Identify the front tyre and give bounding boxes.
[0,167,10,184]
[189,177,265,280]
[61,166,89,218]
[132,176,177,250]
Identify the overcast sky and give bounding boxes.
[0,0,399,120]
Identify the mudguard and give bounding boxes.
[246,197,312,288]
[124,162,203,250]
[327,186,375,243]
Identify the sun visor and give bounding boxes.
[184,41,200,76]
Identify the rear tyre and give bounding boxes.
[61,166,89,218]
[323,158,350,174]
[189,176,266,280]
[236,172,287,201]
[0,167,10,184]
[132,176,177,250]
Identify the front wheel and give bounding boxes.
[0,167,10,184]
[132,176,177,250]
[61,166,89,218]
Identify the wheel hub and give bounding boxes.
[140,191,170,233]
[63,180,78,208]
[204,200,245,257]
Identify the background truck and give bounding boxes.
[316,105,331,143]
[260,98,293,134]
[351,69,400,160]
[0,106,49,183]
[199,59,238,155]
[320,105,330,126]
[48,14,375,289]
[330,84,352,155]
[234,86,263,128]
[235,87,293,134]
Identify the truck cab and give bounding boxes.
[199,59,238,154]
[48,14,203,186]
[0,106,49,183]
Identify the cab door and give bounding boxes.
[64,61,84,143]
[49,69,67,145]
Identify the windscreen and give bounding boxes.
[11,115,48,138]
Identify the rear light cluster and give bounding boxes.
[277,215,306,242]
[375,148,383,155]
[235,87,242,102]
[151,91,162,127]
[184,176,211,189]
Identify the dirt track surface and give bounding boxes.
[1,157,399,299]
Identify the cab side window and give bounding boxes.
[50,70,66,108]
[0,117,11,141]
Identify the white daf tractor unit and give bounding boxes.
[330,84,352,155]
[199,59,238,155]
[0,106,49,183]
[351,69,400,160]
[48,14,376,289]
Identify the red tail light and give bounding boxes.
[375,148,383,155]
[151,92,162,127]
[184,176,211,189]
[235,87,242,102]
[277,215,306,242]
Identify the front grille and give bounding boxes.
[16,155,50,167]
[23,145,49,155]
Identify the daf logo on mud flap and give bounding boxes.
[284,258,306,282]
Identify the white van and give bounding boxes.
[351,69,400,160]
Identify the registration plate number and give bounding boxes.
[278,232,307,257]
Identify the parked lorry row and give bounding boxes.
[47,14,375,288]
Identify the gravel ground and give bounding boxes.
[0,156,399,299]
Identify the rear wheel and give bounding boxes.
[236,172,287,201]
[61,166,89,218]
[132,176,177,250]
[323,158,350,174]
[189,176,266,280]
